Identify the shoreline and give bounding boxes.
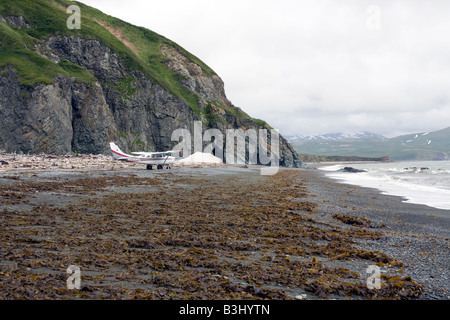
[309,161,450,211]
[0,165,448,300]
[301,168,449,299]
[305,161,388,167]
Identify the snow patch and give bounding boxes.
[175,152,223,165]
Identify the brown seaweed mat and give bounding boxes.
[0,168,424,300]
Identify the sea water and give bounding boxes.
[319,160,450,210]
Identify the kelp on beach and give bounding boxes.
[0,168,423,299]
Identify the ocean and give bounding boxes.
[319,160,450,210]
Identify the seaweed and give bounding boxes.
[0,169,423,300]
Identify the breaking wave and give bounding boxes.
[319,160,450,210]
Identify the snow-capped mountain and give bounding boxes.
[289,126,450,161]
[286,132,386,143]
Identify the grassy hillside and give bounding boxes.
[0,0,219,116]
[0,0,278,128]
[293,127,450,161]
[0,0,271,127]
[0,2,95,85]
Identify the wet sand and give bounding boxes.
[0,165,448,300]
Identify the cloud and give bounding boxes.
[79,0,450,137]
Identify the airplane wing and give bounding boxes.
[131,150,183,156]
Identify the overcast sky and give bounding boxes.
[78,0,450,137]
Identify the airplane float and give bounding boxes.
[109,142,182,170]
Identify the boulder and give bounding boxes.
[339,167,367,173]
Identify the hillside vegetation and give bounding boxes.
[1,0,211,113]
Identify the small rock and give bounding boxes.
[339,167,367,173]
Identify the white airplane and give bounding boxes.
[109,142,181,170]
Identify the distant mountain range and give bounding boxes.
[286,132,386,143]
[289,127,450,161]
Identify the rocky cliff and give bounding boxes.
[0,0,301,167]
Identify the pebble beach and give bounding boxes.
[0,153,449,300]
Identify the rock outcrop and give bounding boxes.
[0,66,116,155]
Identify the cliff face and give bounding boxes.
[0,0,301,167]
[0,66,116,155]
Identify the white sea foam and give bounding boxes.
[318,164,344,172]
[319,160,450,210]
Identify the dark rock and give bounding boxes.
[0,67,116,155]
[0,15,32,29]
[404,167,430,172]
[339,167,367,173]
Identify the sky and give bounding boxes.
[78,0,450,138]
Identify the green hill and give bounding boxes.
[0,0,211,111]
[0,0,271,121]
[292,127,450,161]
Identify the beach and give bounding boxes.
[0,160,449,300]
[302,166,450,299]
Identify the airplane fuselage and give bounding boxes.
[111,149,175,165]
[110,142,176,169]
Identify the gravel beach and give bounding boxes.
[300,167,450,300]
[0,162,448,300]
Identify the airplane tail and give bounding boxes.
[109,142,127,160]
